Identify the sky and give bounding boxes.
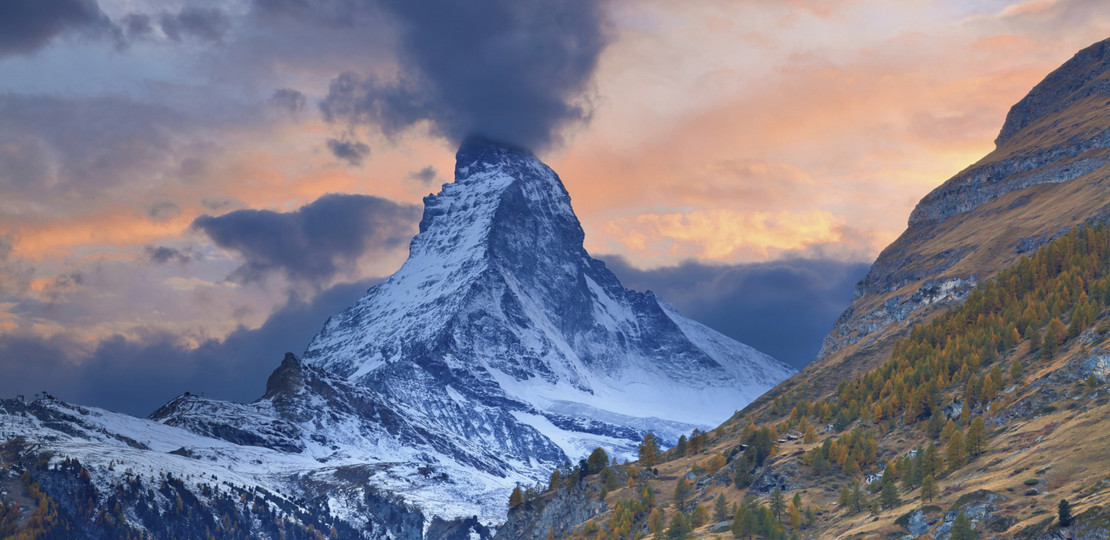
[2,0,1110,415]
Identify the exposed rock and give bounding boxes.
[899,508,935,537]
[819,276,976,359]
[748,461,799,494]
[996,39,1110,146]
[494,482,607,540]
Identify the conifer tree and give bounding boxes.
[639,433,660,467]
[966,417,987,458]
[587,448,609,474]
[880,480,901,510]
[838,485,852,510]
[901,463,915,493]
[920,475,937,503]
[649,508,665,537]
[730,504,744,537]
[947,430,966,471]
[713,493,729,522]
[690,505,709,529]
[508,486,524,508]
[803,422,818,444]
[950,511,975,540]
[666,512,691,540]
[674,435,688,457]
[1058,499,1073,527]
[673,477,690,509]
[850,482,866,514]
[770,488,785,521]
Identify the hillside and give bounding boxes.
[803,37,1110,406]
[496,38,1110,540]
[500,224,1110,540]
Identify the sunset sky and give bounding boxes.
[3,0,1110,415]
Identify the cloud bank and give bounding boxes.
[192,194,419,287]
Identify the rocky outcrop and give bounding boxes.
[494,482,607,540]
[996,39,1110,146]
[908,134,1110,227]
[818,276,976,359]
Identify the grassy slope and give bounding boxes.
[527,90,1110,538]
[545,285,1110,539]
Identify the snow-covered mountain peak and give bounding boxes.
[0,140,795,533]
[301,138,794,439]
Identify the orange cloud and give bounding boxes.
[599,209,851,266]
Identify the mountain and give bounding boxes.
[152,137,793,522]
[806,37,1110,398]
[0,138,792,538]
[495,38,1110,540]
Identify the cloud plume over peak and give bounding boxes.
[319,0,612,153]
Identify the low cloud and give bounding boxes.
[406,166,438,184]
[191,193,419,287]
[144,245,191,265]
[0,0,114,57]
[600,256,869,369]
[325,137,370,165]
[0,279,379,415]
[121,13,153,40]
[270,88,307,114]
[147,201,181,221]
[159,6,230,43]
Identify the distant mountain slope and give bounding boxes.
[807,37,1110,399]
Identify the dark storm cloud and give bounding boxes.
[159,6,230,43]
[270,88,307,114]
[325,137,370,165]
[192,194,419,287]
[121,13,153,40]
[144,245,191,265]
[0,0,114,57]
[407,166,438,184]
[600,256,870,370]
[0,279,379,415]
[147,201,181,221]
[318,0,612,151]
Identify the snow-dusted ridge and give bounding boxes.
[1,138,793,537]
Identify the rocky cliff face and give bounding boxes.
[817,37,1110,367]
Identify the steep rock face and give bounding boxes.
[817,37,1110,366]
